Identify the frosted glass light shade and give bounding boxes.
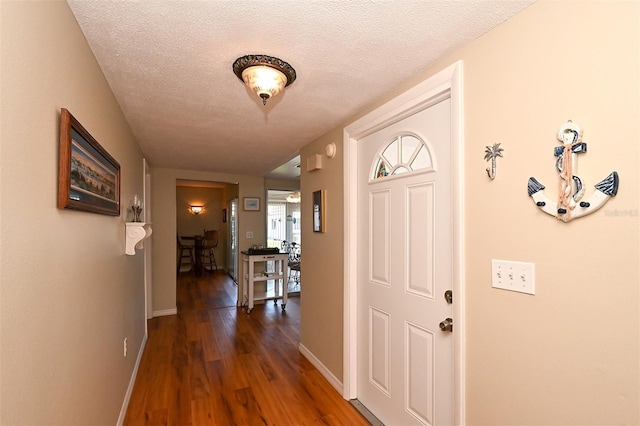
[286,192,301,203]
[233,55,296,106]
[242,66,287,105]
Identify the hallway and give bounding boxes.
[124,273,367,425]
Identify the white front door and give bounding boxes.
[356,96,453,425]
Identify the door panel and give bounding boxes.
[370,190,390,285]
[357,97,452,425]
[406,321,435,424]
[406,183,435,298]
[369,306,391,395]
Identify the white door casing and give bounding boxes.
[343,61,465,424]
[358,98,451,425]
[143,158,153,324]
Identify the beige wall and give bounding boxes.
[176,186,224,236]
[151,168,265,313]
[300,1,639,423]
[458,2,639,423]
[265,177,300,192]
[299,129,345,377]
[0,1,146,424]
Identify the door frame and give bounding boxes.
[143,158,153,327]
[342,61,465,423]
[227,197,239,283]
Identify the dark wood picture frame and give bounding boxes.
[58,108,121,216]
[313,189,325,233]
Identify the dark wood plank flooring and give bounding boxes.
[124,271,368,425]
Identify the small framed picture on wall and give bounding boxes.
[243,197,260,211]
[313,189,325,233]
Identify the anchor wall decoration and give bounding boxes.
[527,120,619,222]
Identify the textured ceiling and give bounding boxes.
[67,0,534,179]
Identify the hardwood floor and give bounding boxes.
[124,272,368,425]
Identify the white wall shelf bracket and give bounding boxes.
[125,222,152,255]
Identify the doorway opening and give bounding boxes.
[176,179,239,299]
[267,189,301,294]
[267,190,301,247]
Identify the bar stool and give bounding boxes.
[202,229,219,273]
[177,235,195,275]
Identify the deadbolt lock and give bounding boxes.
[444,290,453,304]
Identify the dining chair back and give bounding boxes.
[287,242,301,288]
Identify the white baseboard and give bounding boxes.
[298,343,343,395]
[117,334,147,426]
[152,307,177,317]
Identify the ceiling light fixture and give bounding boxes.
[286,192,301,203]
[233,55,296,106]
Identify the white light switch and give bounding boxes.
[491,259,535,295]
[246,231,253,239]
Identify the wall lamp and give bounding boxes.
[190,205,204,215]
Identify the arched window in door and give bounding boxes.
[372,133,434,180]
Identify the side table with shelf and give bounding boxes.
[240,251,289,314]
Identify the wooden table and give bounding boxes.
[181,235,204,276]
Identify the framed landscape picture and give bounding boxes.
[58,108,121,216]
[243,197,260,211]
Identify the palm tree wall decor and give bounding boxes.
[484,142,504,180]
